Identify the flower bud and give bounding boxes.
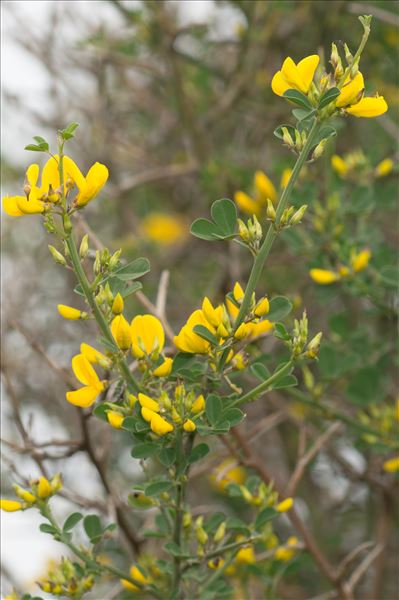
[290,204,308,226]
[213,521,226,543]
[276,497,294,513]
[312,139,327,161]
[79,234,89,259]
[266,198,276,221]
[344,43,353,64]
[93,250,101,275]
[48,245,67,266]
[306,332,323,359]
[57,304,86,320]
[13,484,36,504]
[111,315,131,350]
[254,297,270,317]
[183,419,196,432]
[112,292,124,315]
[237,218,250,242]
[109,249,122,270]
[196,526,209,546]
[281,127,295,149]
[191,394,205,414]
[295,129,303,151]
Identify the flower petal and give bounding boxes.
[281,57,307,93]
[234,191,262,215]
[66,386,100,407]
[271,70,291,97]
[335,72,364,108]
[72,354,102,388]
[3,196,25,217]
[345,96,388,117]
[131,315,165,355]
[254,171,276,203]
[296,54,319,93]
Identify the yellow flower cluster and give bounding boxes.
[310,249,371,285]
[271,54,387,118]
[174,282,272,356]
[234,169,291,216]
[3,155,108,217]
[275,536,299,561]
[332,150,394,181]
[1,474,62,512]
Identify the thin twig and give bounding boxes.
[288,422,343,496]
[346,544,384,592]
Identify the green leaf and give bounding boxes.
[225,517,250,534]
[380,265,399,289]
[172,352,196,373]
[250,363,271,381]
[204,512,225,534]
[131,443,159,459]
[188,443,210,463]
[158,447,176,467]
[25,144,44,152]
[211,198,237,236]
[63,512,83,532]
[145,480,173,497]
[222,408,245,427]
[267,296,293,322]
[274,322,290,340]
[206,394,222,425]
[60,122,79,140]
[39,523,57,535]
[190,218,220,241]
[283,89,312,109]
[164,542,190,557]
[255,507,277,529]
[112,257,150,281]
[292,108,317,122]
[191,199,237,242]
[347,367,380,406]
[193,324,218,345]
[273,374,298,389]
[318,87,340,109]
[83,514,103,542]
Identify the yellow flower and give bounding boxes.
[71,161,109,207]
[383,456,399,473]
[0,499,24,512]
[345,96,388,118]
[331,155,349,177]
[131,315,165,358]
[276,497,294,512]
[141,407,158,423]
[254,297,270,317]
[57,304,85,320]
[138,393,160,413]
[249,319,273,338]
[150,413,174,436]
[208,557,225,570]
[37,476,53,499]
[235,545,256,564]
[80,343,112,368]
[153,357,173,377]
[375,158,393,177]
[13,484,36,504]
[174,309,214,354]
[280,168,292,189]
[271,55,319,96]
[111,315,131,350]
[309,268,340,285]
[183,419,196,432]
[351,249,371,272]
[66,354,105,407]
[336,72,365,108]
[233,282,245,302]
[275,536,298,561]
[2,155,108,217]
[107,411,124,429]
[121,565,150,592]
[234,171,277,216]
[191,394,205,414]
[211,459,246,492]
[141,212,187,245]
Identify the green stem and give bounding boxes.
[65,234,139,393]
[171,429,185,598]
[338,19,371,88]
[234,118,321,329]
[229,360,294,408]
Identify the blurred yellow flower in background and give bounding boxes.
[140,212,187,245]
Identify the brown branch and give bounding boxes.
[287,422,343,496]
[346,544,384,594]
